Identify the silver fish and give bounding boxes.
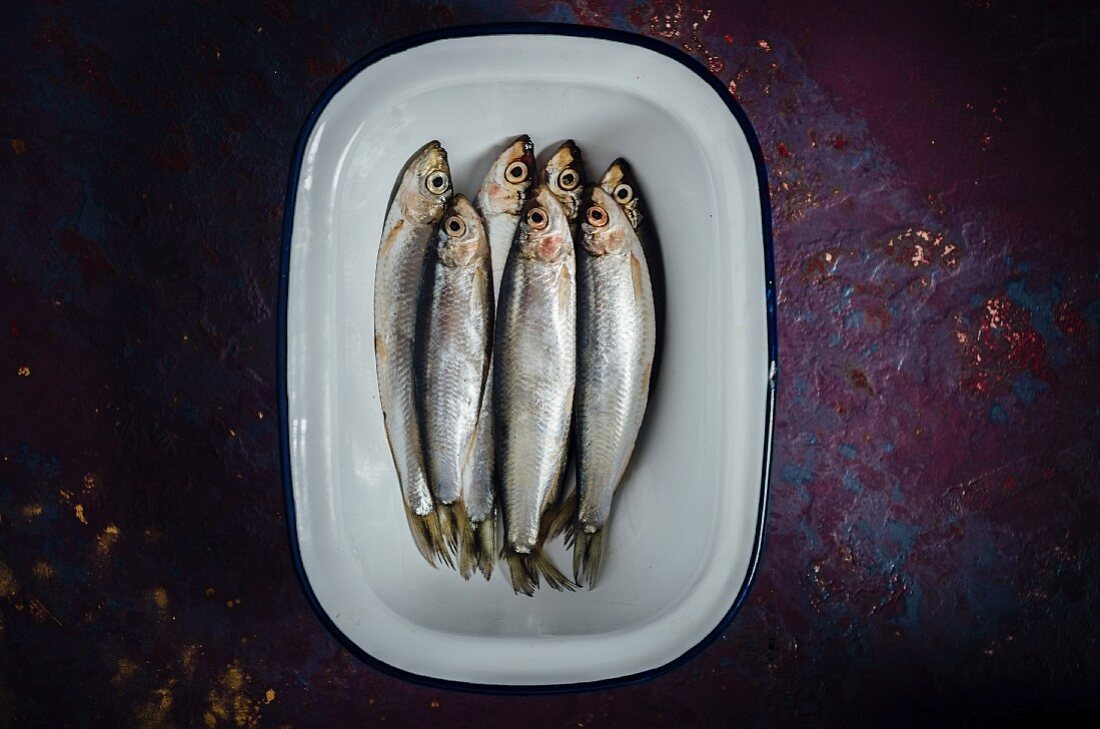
[599,158,665,396]
[495,184,577,595]
[374,140,453,567]
[542,140,585,224]
[477,136,538,297]
[538,140,587,537]
[598,158,642,229]
[465,136,538,579]
[572,186,657,587]
[414,195,493,573]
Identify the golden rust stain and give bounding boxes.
[150,587,169,611]
[379,218,404,258]
[0,562,18,598]
[75,504,88,524]
[97,524,121,556]
[21,503,43,519]
[83,472,99,495]
[206,660,263,728]
[10,139,26,154]
[133,684,175,729]
[16,365,30,377]
[204,713,217,728]
[31,561,53,580]
[630,253,644,302]
[374,334,386,361]
[264,689,275,704]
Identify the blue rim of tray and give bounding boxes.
[277,21,778,695]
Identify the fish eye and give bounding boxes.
[526,207,549,230]
[558,168,580,191]
[425,172,450,195]
[586,205,609,227]
[505,160,529,183]
[443,215,466,238]
[613,183,634,203]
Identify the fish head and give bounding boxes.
[436,194,488,267]
[599,157,643,230]
[542,140,585,223]
[478,135,537,217]
[517,184,571,264]
[580,186,632,257]
[397,140,452,224]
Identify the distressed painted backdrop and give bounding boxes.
[2,1,1099,725]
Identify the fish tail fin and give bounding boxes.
[503,550,538,596]
[435,502,457,555]
[542,488,578,544]
[437,500,472,574]
[458,530,476,581]
[572,527,606,589]
[433,501,455,554]
[473,512,498,581]
[402,501,452,568]
[503,546,577,596]
[532,549,577,592]
[445,500,477,581]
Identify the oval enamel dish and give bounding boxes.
[278,23,777,692]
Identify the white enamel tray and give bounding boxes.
[278,23,776,691]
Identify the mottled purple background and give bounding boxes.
[2,1,1099,725]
